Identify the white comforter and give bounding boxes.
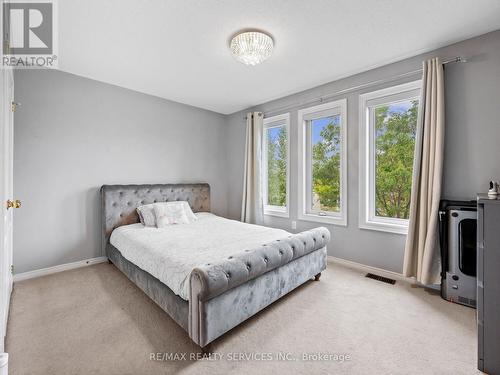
[110,213,290,300]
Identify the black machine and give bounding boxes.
[439,199,477,308]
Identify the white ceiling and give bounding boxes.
[58,0,500,114]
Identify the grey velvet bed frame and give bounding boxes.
[101,183,329,348]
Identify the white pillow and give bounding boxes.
[137,201,197,227]
[154,202,190,227]
[136,204,156,227]
[179,201,198,222]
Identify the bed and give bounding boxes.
[101,183,330,348]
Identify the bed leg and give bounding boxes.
[107,258,112,264]
[314,273,321,281]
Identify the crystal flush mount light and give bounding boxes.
[230,31,274,66]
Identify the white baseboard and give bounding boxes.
[327,256,416,284]
[13,254,413,284]
[13,257,108,282]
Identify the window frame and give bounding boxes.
[297,99,348,226]
[358,80,421,235]
[262,113,290,218]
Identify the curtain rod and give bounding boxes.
[243,56,466,120]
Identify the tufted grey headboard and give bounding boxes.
[100,183,210,254]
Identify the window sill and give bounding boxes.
[298,213,347,226]
[359,220,408,235]
[264,209,289,218]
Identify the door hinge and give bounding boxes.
[11,102,20,112]
[10,265,13,274]
[3,39,10,54]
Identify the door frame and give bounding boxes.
[0,0,14,351]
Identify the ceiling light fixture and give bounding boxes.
[230,31,274,66]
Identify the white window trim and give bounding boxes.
[263,113,290,218]
[358,80,421,235]
[297,99,348,226]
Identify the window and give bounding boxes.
[263,113,290,217]
[359,81,421,234]
[298,99,347,225]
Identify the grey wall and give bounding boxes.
[14,30,500,275]
[14,70,227,274]
[225,30,500,273]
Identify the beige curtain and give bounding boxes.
[241,112,264,224]
[403,58,445,285]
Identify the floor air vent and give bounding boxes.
[365,273,396,285]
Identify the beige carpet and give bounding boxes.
[6,262,478,375]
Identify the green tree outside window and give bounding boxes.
[374,100,418,219]
[266,126,287,207]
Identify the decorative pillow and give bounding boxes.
[137,201,198,227]
[154,202,190,227]
[136,205,156,227]
[137,208,145,225]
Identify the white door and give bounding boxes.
[0,65,14,351]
